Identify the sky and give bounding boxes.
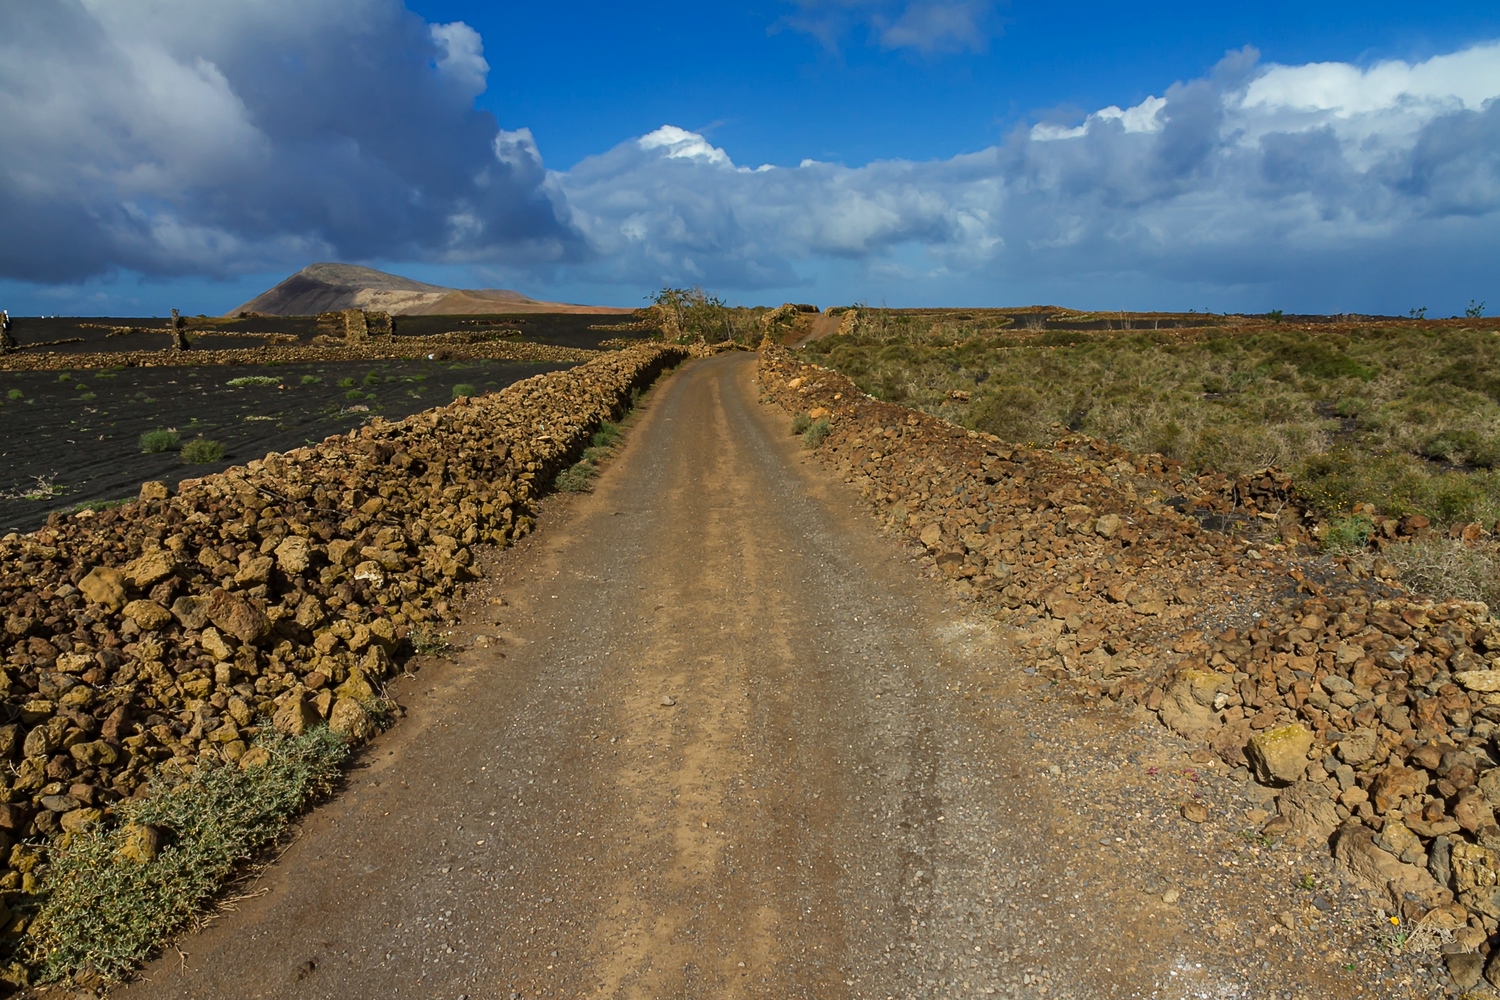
[1,1,1498,316]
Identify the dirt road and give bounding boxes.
[115,354,1402,999]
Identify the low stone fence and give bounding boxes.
[0,344,686,912]
[760,347,1500,957]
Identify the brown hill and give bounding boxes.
[231,263,629,316]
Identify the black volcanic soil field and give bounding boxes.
[3,310,643,355]
[0,357,573,534]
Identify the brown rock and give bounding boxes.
[79,567,127,611]
[1180,801,1208,823]
[328,697,376,742]
[1453,841,1500,920]
[171,594,212,630]
[1276,781,1341,843]
[1246,724,1314,786]
[1370,764,1428,813]
[123,550,176,590]
[1157,668,1224,740]
[207,589,270,645]
[274,535,313,575]
[138,480,170,502]
[271,691,319,736]
[117,823,166,863]
[122,599,172,631]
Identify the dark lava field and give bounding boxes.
[0,357,573,534]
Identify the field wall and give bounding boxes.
[760,346,1500,945]
[0,343,687,923]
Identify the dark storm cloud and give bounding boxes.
[0,0,580,283]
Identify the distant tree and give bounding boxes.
[1466,299,1486,319]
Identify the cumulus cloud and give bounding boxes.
[778,0,1001,56]
[553,41,1500,310]
[0,0,578,283]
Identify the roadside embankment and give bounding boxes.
[0,343,686,978]
[760,347,1500,977]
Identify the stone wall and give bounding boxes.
[0,344,686,920]
[760,346,1500,956]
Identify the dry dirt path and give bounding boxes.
[113,353,1406,1000]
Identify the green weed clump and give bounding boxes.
[27,729,348,985]
[225,375,280,388]
[299,374,322,386]
[591,421,620,449]
[138,429,180,454]
[554,461,597,492]
[6,389,23,401]
[1320,514,1374,554]
[802,418,831,449]
[179,438,225,464]
[791,413,812,435]
[451,383,477,399]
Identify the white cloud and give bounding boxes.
[551,41,1500,310]
[430,21,489,98]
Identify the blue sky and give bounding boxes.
[2,1,1498,316]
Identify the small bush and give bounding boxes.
[590,421,620,449]
[299,374,322,385]
[344,389,368,401]
[1374,537,1500,606]
[1322,513,1373,553]
[336,377,355,389]
[802,418,831,449]
[27,729,348,984]
[180,438,225,464]
[225,375,280,388]
[6,389,22,401]
[451,383,477,399]
[791,413,812,435]
[555,461,597,492]
[139,429,180,454]
[363,371,382,386]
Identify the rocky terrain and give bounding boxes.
[761,346,1500,991]
[0,343,686,986]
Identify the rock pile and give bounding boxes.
[760,347,1500,971]
[315,309,392,342]
[0,343,685,935]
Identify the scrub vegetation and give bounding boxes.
[799,311,1500,531]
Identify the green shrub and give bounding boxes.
[344,389,368,401]
[555,461,596,492]
[138,429,180,454]
[363,371,382,386]
[451,383,477,399]
[336,377,355,389]
[27,729,348,984]
[791,413,812,435]
[1321,514,1373,553]
[6,389,22,401]
[591,421,620,449]
[802,418,831,449]
[299,374,322,386]
[180,438,225,464]
[225,375,280,387]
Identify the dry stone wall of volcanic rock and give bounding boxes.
[0,338,595,373]
[0,344,686,898]
[760,347,1500,943]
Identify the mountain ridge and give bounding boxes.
[231,263,630,317]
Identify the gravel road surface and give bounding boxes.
[113,354,1414,999]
